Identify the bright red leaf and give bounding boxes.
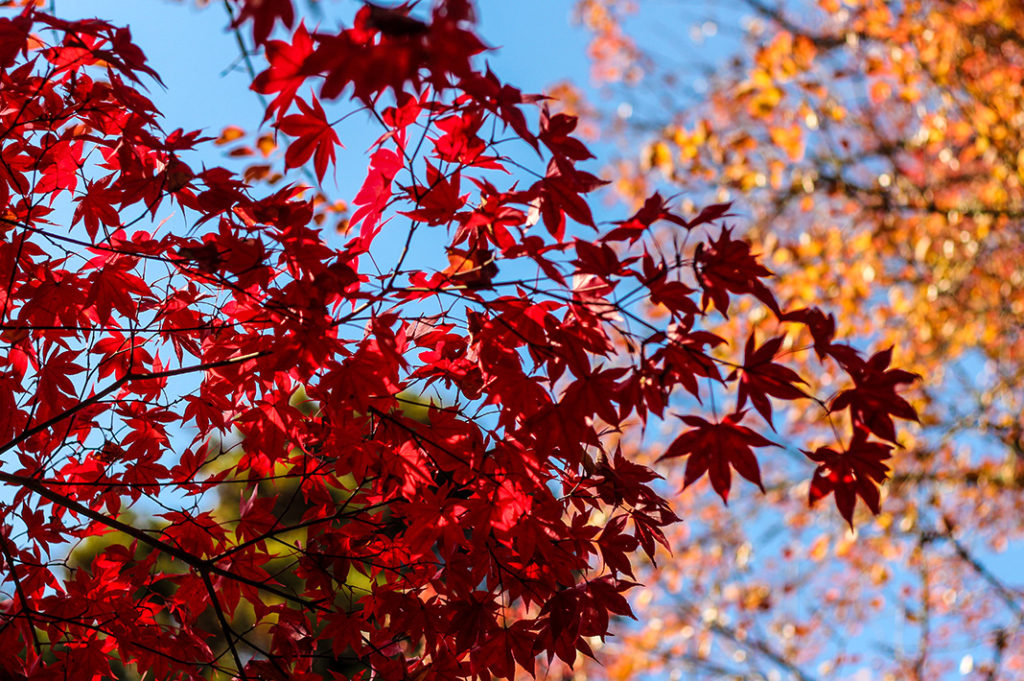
[278,96,340,181]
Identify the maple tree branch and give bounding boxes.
[213,495,392,562]
[0,537,42,656]
[0,375,128,457]
[19,606,230,673]
[738,0,846,49]
[889,468,1024,491]
[365,405,502,486]
[933,517,1024,618]
[808,171,1024,222]
[0,467,325,613]
[912,542,932,681]
[0,352,269,458]
[0,323,225,334]
[706,616,820,681]
[673,596,820,681]
[0,226,29,327]
[221,0,264,106]
[1,217,177,264]
[985,628,1009,681]
[200,570,248,679]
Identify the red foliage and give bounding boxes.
[0,2,916,680]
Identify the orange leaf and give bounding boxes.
[215,125,245,145]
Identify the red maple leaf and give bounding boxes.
[351,146,403,248]
[433,111,491,165]
[251,21,314,122]
[603,192,688,243]
[278,96,340,181]
[73,178,122,240]
[696,226,779,317]
[232,0,295,45]
[528,158,607,241]
[538,107,593,161]
[237,487,280,543]
[806,429,893,527]
[593,447,662,507]
[659,411,777,502]
[399,162,467,225]
[730,333,807,426]
[783,306,862,368]
[831,347,918,443]
[597,514,639,577]
[685,201,734,229]
[0,13,30,69]
[640,252,700,318]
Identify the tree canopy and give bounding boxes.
[0,1,916,680]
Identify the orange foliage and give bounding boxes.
[572,0,1024,679]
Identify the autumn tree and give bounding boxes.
[0,1,915,680]
[563,0,1024,679]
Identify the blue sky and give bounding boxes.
[57,1,595,150]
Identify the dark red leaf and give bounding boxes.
[660,411,777,503]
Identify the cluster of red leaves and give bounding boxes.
[0,3,915,681]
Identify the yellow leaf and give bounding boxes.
[870,79,892,104]
[644,140,674,175]
[257,134,277,157]
[216,125,245,145]
[808,535,830,561]
[769,123,805,161]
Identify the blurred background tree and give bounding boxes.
[555,1,1024,679]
